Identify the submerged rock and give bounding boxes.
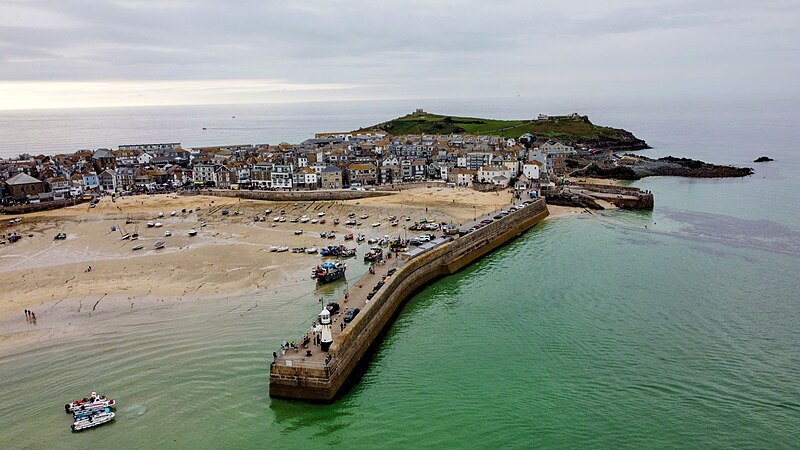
[754,156,774,162]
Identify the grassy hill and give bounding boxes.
[357,112,648,150]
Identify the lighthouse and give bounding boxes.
[319,307,333,352]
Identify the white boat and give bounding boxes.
[199,221,207,227]
[372,222,381,227]
[65,393,115,413]
[294,230,303,235]
[276,246,289,252]
[300,216,309,223]
[120,233,130,240]
[146,221,155,228]
[360,214,369,219]
[279,217,286,222]
[132,244,144,251]
[71,409,115,431]
[265,209,272,214]
[311,219,318,224]
[154,222,163,228]
[154,241,165,249]
[318,212,326,217]
[305,247,318,254]
[188,229,197,236]
[270,246,279,252]
[164,231,172,237]
[170,210,177,216]
[273,216,281,222]
[158,212,164,218]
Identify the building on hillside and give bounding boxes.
[98,169,117,191]
[447,168,476,187]
[320,165,343,189]
[347,163,378,186]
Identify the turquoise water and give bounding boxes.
[1,97,799,448]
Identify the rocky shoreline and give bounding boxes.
[570,155,754,180]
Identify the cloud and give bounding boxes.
[0,0,798,108]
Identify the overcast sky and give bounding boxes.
[1,0,798,109]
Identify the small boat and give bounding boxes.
[154,222,163,228]
[199,221,207,227]
[279,217,286,222]
[276,246,289,252]
[368,237,379,244]
[188,229,197,236]
[312,261,347,283]
[270,246,279,252]
[356,234,366,242]
[164,231,172,237]
[54,232,67,240]
[120,233,130,240]
[334,218,340,225]
[265,209,272,214]
[305,247,318,254]
[65,393,115,413]
[71,409,115,431]
[292,247,306,253]
[320,219,326,224]
[328,232,336,239]
[290,217,299,223]
[158,212,164,218]
[372,222,381,227]
[345,220,356,226]
[356,221,362,226]
[344,233,354,240]
[153,241,165,249]
[320,232,328,238]
[360,214,369,219]
[273,216,280,222]
[348,213,356,218]
[364,247,383,262]
[294,230,303,235]
[146,221,155,228]
[132,244,144,251]
[391,221,399,227]
[318,212,326,217]
[311,219,318,224]
[131,226,139,240]
[170,210,177,216]
[300,216,309,223]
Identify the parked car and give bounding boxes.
[343,308,360,323]
[326,302,340,314]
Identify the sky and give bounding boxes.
[1,0,798,110]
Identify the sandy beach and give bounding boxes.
[0,187,566,355]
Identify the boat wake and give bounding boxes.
[121,404,147,417]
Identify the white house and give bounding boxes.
[137,152,154,165]
[540,141,576,157]
[478,165,514,185]
[522,161,542,180]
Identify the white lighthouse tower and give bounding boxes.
[319,307,333,352]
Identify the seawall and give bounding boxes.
[269,198,549,401]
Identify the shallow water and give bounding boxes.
[1,97,799,448]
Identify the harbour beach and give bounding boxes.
[0,186,543,357]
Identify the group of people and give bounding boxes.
[24,309,36,322]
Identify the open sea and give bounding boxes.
[1,97,799,448]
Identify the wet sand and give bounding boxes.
[0,188,525,356]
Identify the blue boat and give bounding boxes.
[312,262,347,283]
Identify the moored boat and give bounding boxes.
[276,246,289,252]
[132,244,144,251]
[188,229,197,236]
[153,241,165,249]
[71,409,115,431]
[65,393,115,413]
[312,261,347,283]
[305,246,318,254]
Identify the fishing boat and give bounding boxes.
[372,222,381,227]
[305,247,318,254]
[356,234,366,242]
[367,237,379,244]
[265,209,272,215]
[348,213,356,218]
[320,245,357,258]
[188,229,197,236]
[327,232,336,239]
[294,230,303,235]
[318,212,326,217]
[270,245,279,252]
[171,210,177,216]
[273,216,281,222]
[311,219,318,224]
[312,261,347,283]
[345,219,356,226]
[71,409,115,431]
[360,214,369,219]
[279,217,286,222]
[344,233,354,240]
[276,246,289,252]
[300,216,309,223]
[292,247,306,253]
[164,230,172,237]
[147,221,155,228]
[158,212,164,218]
[54,232,66,240]
[132,244,144,251]
[153,241,165,249]
[65,393,115,413]
[154,222,163,228]
[290,217,299,223]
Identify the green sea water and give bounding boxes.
[1,97,799,448]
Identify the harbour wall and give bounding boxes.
[206,189,393,202]
[269,198,549,401]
